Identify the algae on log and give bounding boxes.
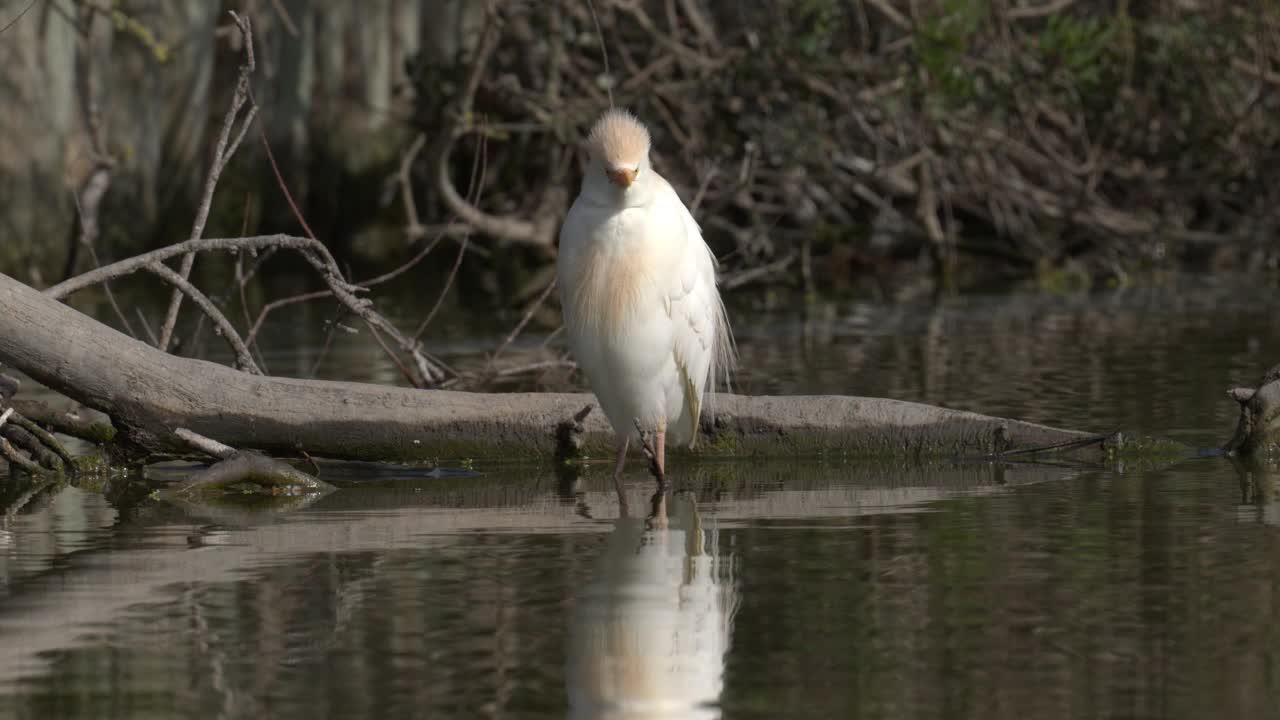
[0,271,1112,462]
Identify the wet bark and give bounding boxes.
[1225,364,1280,457]
[0,271,1110,463]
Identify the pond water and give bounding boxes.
[2,276,1280,719]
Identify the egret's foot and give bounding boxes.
[632,422,667,485]
[645,487,668,530]
[612,438,630,518]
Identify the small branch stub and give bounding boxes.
[1224,364,1280,457]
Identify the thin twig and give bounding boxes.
[0,0,38,36]
[74,203,135,337]
[308,319,341,378]
[145,263,263,374]
[416,123,491,342]
[134,307,160,346]
[255,94,444,385]
[257,120,320,239]
[415,235,467,341]
[49,235,339,299]
[440,359,576,389]
[245,290,331,347]
[490,278,557,366]
[539,325,565,349]
[158,12,257,351]
[268,0,299,36]
[690,163,719,214]
[359,237,443,287]
[364,321,422,388]
[585,0,614,107]
[187,192,260,360]
[243,237,444,349]
[492,359,576,379]
[0,408,12,431]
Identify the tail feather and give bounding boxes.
[704,268,737,426]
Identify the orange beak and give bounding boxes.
[606,167,637,188]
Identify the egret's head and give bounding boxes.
[586,108,651,191]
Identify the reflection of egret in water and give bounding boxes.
[568,492,738,719]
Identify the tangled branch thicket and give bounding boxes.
[415,0,1280,292]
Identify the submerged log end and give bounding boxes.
[173,452,334,497]
[696,394,1105,460]
[1225,369,1280,457]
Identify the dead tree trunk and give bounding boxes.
[0,271,1115,463]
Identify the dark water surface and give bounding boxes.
[3,279,1280,719]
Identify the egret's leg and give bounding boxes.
[632,420,666,485]
[612,438,630,517]
[654,429,666,480]
[646,487,668,530]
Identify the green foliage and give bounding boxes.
[106,4,172,64]
[787,0,843,58]
[915,0,987,107]
[1037,13,1117,94]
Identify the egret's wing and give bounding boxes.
[556,198,591,333]
[663,192,734,446]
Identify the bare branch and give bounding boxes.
[48,235,338,299]
[1008,0,1079,20]
[5,412,77,471]
[398,133,429,242]
[490,278,557,366]
[1,438,42,475]
[174,427,235,459]
[7,399,116,445]
[863,0,911,29]
[50,232,448,384]
[413,236,467,341]
[0,0,38,36]
[158,12,257,352]
[144,263,263,375]
[244,290,331,348]
[432,15,561,250]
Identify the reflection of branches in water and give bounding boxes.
[1,477,57,519]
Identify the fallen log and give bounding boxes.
[0,271,1131,463]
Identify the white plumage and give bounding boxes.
[558,109,734,480]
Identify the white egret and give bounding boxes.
[557,109,734,483]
